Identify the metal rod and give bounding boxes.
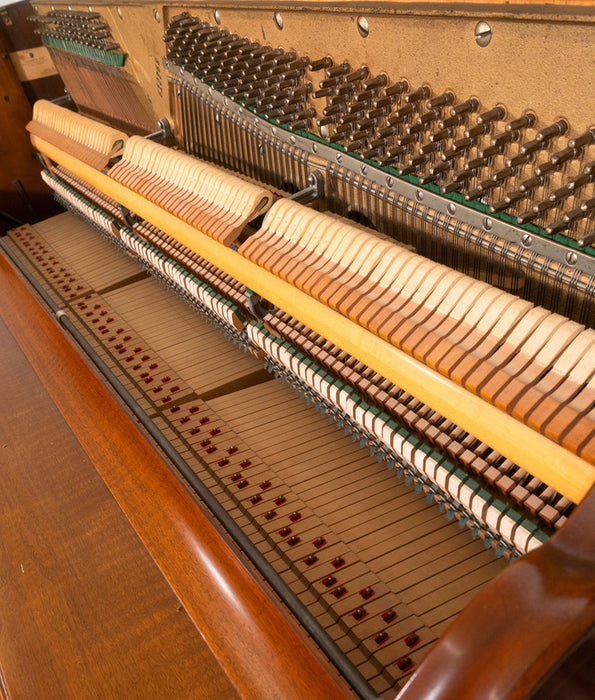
[0,235,378,700]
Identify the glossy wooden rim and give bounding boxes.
[0,250,350,700]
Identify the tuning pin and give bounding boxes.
[419,141,440,156]
[384,80,409,97]
[309,56,333,71]
[535,147,577,177]
[439,114,465,130]
[430,126,456,144]
[490,197,514,213]
[418,172,439,185]
[442,136,473,160]
[346,66,369,82]
[317,114,339,127]
[362,74,388,91]
[399,159,425,176]
[391,104,415,123]
[465,123,490,139]
[429,160,453,178]
[561,201,594,230]
[426,91,455,110]
[537,119,568,143]
[326,61,350,77]
[368,106,390,120]
[546,200,593,235]
[312,86,335,99]
[441,180,463,194]
[465,179,497,201]
[519,175,544,193]
[396,133,418,148]
[318,75,342,89]
[577,229,595,247]
[479,144,503,159]
[288,119,311,132]
[415,108,442,128]
[322,104,344,117]
[450,97,479,117]
[516,207,541,224]
[405,85,431,104]
[507,152,532,167]
[569,129,595,149]
[491,131,516,148]
[545,218,573,236]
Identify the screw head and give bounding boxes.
[565,251,578,266]
[475,21,492,47]
[386,176,394,187]
[521,233,533,247]
[483,216,493,231]
[213,9,221,24]
[336,153,342,163]
[447,202,456,215]
[357,16,369,38]
[416,190,424,202]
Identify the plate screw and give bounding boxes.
[357,16,369,38]
[475,21,492,47]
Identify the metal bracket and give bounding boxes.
[245,290,272,320]
[117,204,136,228]
[289,170,324,205]
[51,90,73,108]
[145,118,172,144]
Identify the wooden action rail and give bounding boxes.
[109,136,273,246]
[0,252,350,700]
[238,199,594,461]
[28,100,128,170]
[263,311,575,531]
[41,164,574,536]
[29,135,595,505]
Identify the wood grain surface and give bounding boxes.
[0,273,238,698]
[0,252,350,699]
